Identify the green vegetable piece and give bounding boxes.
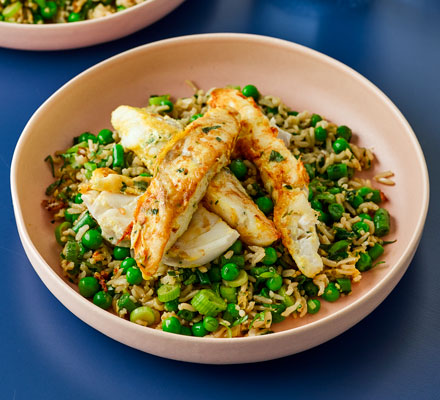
[191,289,227,316]
[318,210,330,224]
[162,316,181,334]
[67,12,81,22]
[224,270,248,288]
[314,126,327,142]
[304,163,315,180]
[2,1,22,18]
[266,274,283,291]
[164,299,179,312]
[322,282,340,302]
[357,186,372,197]
[327,163,348,180]
[359,213,372,221]
[148,95,169,105]
[41,1,57,18]
[226,303,240,318]
[120,257,137,273]
[255,196,274,215]
[336,278,352,293]
[328,203,344,221]
[180,326,192,336]
[130,306,156,325]
[262,247,278,265]
[65,240,80,263]
[177,309,195,322]
[74,193,83,204]
[315,193,336,204]
[93,291,112,309]
[195,269,211,285]
[191,322,207,337]
[229,159,248,180]
[370,189,382,204]
[117,293,138,312]
[336,125,352,142]
[241,84,259,100]
[328,240,350,259]
[353,221,370,236]
[126,267,143,285]
[55,221,72,245]
[229,240,243,255]
[97,129,114,145]
[112,144,125,168]
[79,277,100,298]
[304,280,319,297]
[113,246,130,260]
[64,209,79,224]
[310,114,322,127]
[356,252,372,272]
[157,284,181,303]
[219,285,237,303]
[203,316,219,332]
[160,99,173,112]
[374,208,390,237]
[78,132,97,143]
[310,199,323,211]
[208,266,222,283]
[189,113,203,122]
[333,137,350,154]
[81,229,102,250]
[307,299,321,314]
[269,150,285,162]
[72,211,96,233]
[368,243,384,261]
[287,110,298,116]
[221,263,240,281]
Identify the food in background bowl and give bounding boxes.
[42,83,394,338]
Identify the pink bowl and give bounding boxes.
[0,0,184,50]
[10,33,429,363]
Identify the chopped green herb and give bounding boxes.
[215,137,222,142]
[150,208,159,215]
[45,179,63,196]
[133,180,148,192]
[269,150,285,162]
[202,125,221,133]
[120,182,128,192]
[284,184,293,190]
[44,155,55,177]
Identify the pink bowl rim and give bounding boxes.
[10,33,430,350]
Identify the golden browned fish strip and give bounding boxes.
[203,169,279,246]
[111,106,279,247]
[131,106,240,277]
[209,88,323,278]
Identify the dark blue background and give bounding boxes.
[1,0,439,398]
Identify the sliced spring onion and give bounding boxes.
[2,2,22,18]
[157,284,181,303]
[65,240,80,263]
[191,289,227,317]
[223,270,248,288]
[219,285,237,303]
[130,306,156,325]
[72,211,96,233]
[55,221,72,245]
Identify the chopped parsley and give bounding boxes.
[269,150,285,162]
[177,168,188,174]
[284,184,293,190]
[134,180,148,192]
[150,208,159,215]
[120,182,128,192]
[44,155,55,177]
[202,125,221,133]
[215,137,222,142]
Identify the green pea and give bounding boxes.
[74,193,83,204]
[322,282,340,302]
[314,126,327,142]
[310,199,323,211]
[81,229,102,250]
[67,12,81,22]
[304,281,319,297]
[41,0,57,18]
[180,326,192,336]
[266,274,283,291]
[120,257,137,273]
[112,144,124,168]
[374,208,390,236]
[191,321,207,337]
[164,299,179,312]
[116,5,125,11]
[160,99,173,112]
[208,266,222,283]
[327,163,348,180]
[93,291,112,309]
[97,129,114,145]
[221,263,240,281]
[328,203,344,221]
[113,246,130,260]
[352,221,370,236]
[189,113,203,122]
[226,303,240,318]
[117,293,138,313]
[162,316,181,334]
[220,285,237,303]
[307,299,321,314]
[356,252,372,272]
[229,159,248,180]
[203,316,219,332]
[333,137,350,154]
[336,278,351,293]
[357,187,372,198]
[78,277,100,298]
[368,243,384,261]
[336,125,352,142]
[126,267,143,285]
[130,306,156,325]
[329,187,342,194]
[64,209,79,223]
[229,240,243,255]
[255,196,274,215]
[241,84,260,101]
[310,114,322,127]
[78,132,97,143]
[262,247,278,266]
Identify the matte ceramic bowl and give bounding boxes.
[0,0,184,50]
[11,33,429,364]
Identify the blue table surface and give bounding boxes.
[1,0,439,398]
